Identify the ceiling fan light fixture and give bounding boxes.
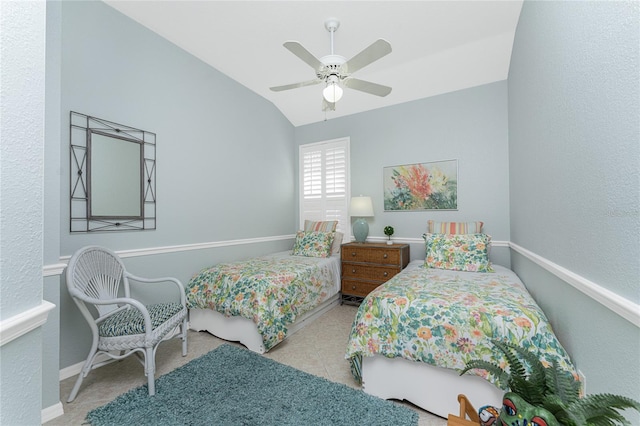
[323,75,343,103]
[270,18,392,112]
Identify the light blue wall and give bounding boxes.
[51,0,296,371]
[0,1,47,424]
[60,1,295,253]
[295,81,511,266]
[508,0,639,415]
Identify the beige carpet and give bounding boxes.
[46,304,447,425]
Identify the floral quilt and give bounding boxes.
[186,252,339,351]
[346,262,577,386]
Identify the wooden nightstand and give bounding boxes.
[341,242,410,305]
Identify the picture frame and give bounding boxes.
[383,159,458,211]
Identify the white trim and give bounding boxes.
[0,301,56,347]
[510,242,640,328]
[43,234,296,276]
[59,353,115,381]
[366,236,510,247]
[43,263,67,277]
[41,236,638,329]
[41,401,64,424]
[114,234,296,258]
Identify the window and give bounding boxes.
[299,138,350,238]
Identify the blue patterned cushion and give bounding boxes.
[99,303,184,337]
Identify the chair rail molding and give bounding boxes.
[509,242,639,328]
[42,234,297,276]
[41,235,638,327]
[0,301,56,346]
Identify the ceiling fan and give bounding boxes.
[269,18,392,112]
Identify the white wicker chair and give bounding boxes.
[65,245,188,403]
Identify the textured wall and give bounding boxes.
[509,0,640,302]
[0,1,46,424]
[508,0,639,413]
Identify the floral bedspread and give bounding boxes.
[346,262,577,386]
[186,252,340,351]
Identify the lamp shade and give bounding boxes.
[323,83,343,103]
[350,196,374,217]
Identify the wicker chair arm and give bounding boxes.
[124,273,186,305]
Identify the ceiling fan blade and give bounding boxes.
[270,79,322,92]
[343,78,392,97]
[343,39,392,74]
[283,41,323,71]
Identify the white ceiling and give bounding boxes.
[105,1,523,127]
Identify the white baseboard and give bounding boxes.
[41,401,63,424]
[59,353,115,381]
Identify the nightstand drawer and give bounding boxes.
[341,246,401,265]
[341,279,381,297]
[342,263,400,282]
[340,242,410,305]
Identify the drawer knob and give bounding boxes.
[352,269,357,273]
[351,252,357,256]
[352,285,357,290]
[383,272,388,277]
[383,253,388,258]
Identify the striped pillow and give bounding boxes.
[304,220,338,233]
[428,220,483,234]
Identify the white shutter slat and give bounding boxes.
[299,139,350,233]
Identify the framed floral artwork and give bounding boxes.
[383,160,458,211]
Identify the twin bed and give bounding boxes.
[184,220,576,419]
[186,250,341,353]
[185,221,343,354]
[347,261,576,417]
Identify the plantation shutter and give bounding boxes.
[299,138,350,238]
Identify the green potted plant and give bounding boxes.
[383,226,394,245]
[461,339,640,426]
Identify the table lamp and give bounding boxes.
[350,196,374,243]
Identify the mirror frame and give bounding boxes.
[70,111,156,232]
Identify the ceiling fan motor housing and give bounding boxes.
[318,55,347,81]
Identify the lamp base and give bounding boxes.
[353,218,369,243]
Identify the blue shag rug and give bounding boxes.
[86,344,418,425]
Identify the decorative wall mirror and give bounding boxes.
[70,111,156,232]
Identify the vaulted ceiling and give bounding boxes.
[105,1,523,127]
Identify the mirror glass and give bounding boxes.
[89,132,142,218]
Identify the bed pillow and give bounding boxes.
[428,220,483,234]
[304,220,338,233]
[423,233,494,272]
[292,230,335,258]
[331,231,344,255]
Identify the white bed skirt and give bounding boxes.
[189,293,340,354]
[362,355,504,419]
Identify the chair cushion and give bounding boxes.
[99,303,184,337]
